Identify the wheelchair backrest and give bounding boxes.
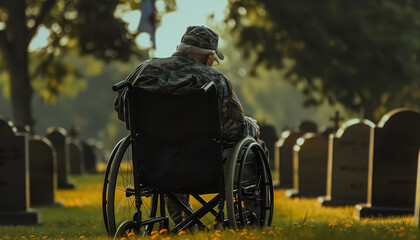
[127,84,224,194]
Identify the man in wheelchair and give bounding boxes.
[107,26,273,237]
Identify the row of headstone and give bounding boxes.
[0,116,104,225]
[274,108,420,219]
[274,121,318,189]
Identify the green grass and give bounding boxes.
[1,173,420,239]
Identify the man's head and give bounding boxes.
[177,26,224,66]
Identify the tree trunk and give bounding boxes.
[7,0,33,131]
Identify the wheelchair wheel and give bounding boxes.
[106,135,159,236]
[114,220,139,239]
[225,137,274,229]
[102,136,128,235]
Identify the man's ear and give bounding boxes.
[205,52,215,66]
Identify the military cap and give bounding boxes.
[180,26,224,60]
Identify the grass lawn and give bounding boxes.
[0,173,419,239]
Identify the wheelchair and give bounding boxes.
[102,81,274,238]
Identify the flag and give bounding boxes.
[138,0,156,48]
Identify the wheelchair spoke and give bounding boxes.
[118,172,131,187]
[255,175,262,191]
[142,197,151,211]
[115,195,126,216]
[123,198,130,220]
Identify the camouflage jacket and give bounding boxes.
[114,52,246,144]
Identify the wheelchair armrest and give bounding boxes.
[112,80,132,92]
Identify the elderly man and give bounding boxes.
[114,25,263,226]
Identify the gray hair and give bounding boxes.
[176,43,219,64]
[176,42,215,54]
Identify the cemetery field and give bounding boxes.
[1,173,420,240]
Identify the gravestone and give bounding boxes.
[354,109,420,218]
[414,149,420,227]
[274,121,317,189]
[259,123,278,169]
[29,135,58,206]
[69,139,85,175]
[318,119,374,206]
[0,117,40,225]
[82,139,103,174]
[286,132,328,197]
[46,127,75,189]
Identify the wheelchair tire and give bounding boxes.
[224,137,274,229]
[102,136,128,235]
[114,220,139,239]
[106,135,134,236]
[106,135,161,237]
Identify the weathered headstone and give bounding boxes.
[318,119,374,206]
[414,148,420,227]
[69,139,85,175]
[46,127,75,189]
[286,132,329,197]
[354,109,420,218]
[274,121,317,189]
[29,135,58,207]
[0,117,40,225]
[259,123,278,169]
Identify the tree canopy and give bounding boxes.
[0,0,175,129]
[227,0,420,120]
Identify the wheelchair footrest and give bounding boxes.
[140,216,169,227]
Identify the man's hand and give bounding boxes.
[245,116,260,139]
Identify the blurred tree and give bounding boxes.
[227,0,420,120]
[0,0,175,130]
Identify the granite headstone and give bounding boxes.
[29,135,58,206]
[46,127,75,189]
[69,139,85,175]
[319,119,374,206]
[82,139,104,174]
[355,109,420,218]
[286,132,328,197]
[0,117,40,225]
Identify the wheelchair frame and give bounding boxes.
[103,81,274,238]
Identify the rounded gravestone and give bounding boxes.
[287,132,328,198]
[29,135,58,207]
[319,119,374,206]
[46,127,75,189]
[82,139,104,174]
[69,139,85,175]
[355,108,420,218]
[0,116,40,225]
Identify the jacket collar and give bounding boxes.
[172,51,198,63]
